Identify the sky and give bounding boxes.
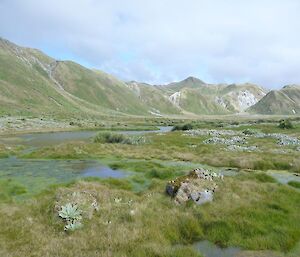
[0,0,300,88]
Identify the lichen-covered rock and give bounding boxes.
[203,136,247,145]
[183,129,241,137]
[166,168,223,205]
[190,190,213,205]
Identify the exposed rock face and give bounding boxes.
[166,168,223,205]
[125,81,141,97]
[215,96,227,108]
[214,86,266,113]
[169,91,181,106]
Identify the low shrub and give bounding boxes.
[278,119,294,129]
[172,123,193,131]
[242,128,258,135]
[94,132,127,143]
[94,132,148,145]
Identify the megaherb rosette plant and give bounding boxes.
[58,203,83,231]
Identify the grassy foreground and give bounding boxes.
[0,119,300,256]
[0,172,299,257]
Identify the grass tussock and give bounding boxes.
[0,179,27,203]
[93,131,147,145]
[172,123,193,131]
[288,181,300,189]
[278,119,294,129]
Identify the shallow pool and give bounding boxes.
[0,126,173,147]
[0,157,129,198]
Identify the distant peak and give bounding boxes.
[0,37,14,46]
[183,76,204,84]
[127,80,139,84]
[282,84,300,89]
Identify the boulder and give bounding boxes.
[166,168,223,205]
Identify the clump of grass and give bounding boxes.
[109,161,184,180]
[94,132,128,143]
[240,172,277,183]
[147,168,181,180]
[0,179,27,203]
[242,128,259,135]
[172,123,193,131]
[288,181,300,189]
[93,132,147,145]
[278,119,294,129]
[252,173,277,183]
[101,178,133,190]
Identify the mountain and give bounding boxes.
[156,78,267,115]
[217,83,267,112]
[125,78,267,115]
[164,76,206,91]
[1,37,296,118]
[248,85,300,115]
[0,37,149,117]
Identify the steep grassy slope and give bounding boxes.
[0,38,79,116]
[0,38,149,117]
[1,37,296,117]
[248,85,300,115]
[52,62,149,115]
[177,88,230,115]
[126,81,181,115]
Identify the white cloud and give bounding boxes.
[0,0,300,88]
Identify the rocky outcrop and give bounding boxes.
[166,168,223,205]
[169,91,181,106]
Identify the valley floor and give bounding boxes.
[0,117,299,257]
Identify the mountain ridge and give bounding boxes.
[0,37,299,117]
[249,85,300,115]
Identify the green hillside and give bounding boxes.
[52,62,149,115]
[158,78,267,114]
[248,85,300,115]
[0,38,149,117]
[125,81,181,115]
[164,76,207,92]
[0,38,79,116]
[179,88,230,115]
[1,37,298,118]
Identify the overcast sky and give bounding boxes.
[1,0,300,88]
